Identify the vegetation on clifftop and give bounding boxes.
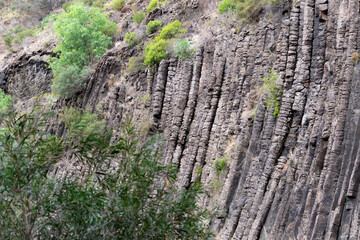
[49,2,116,98]
[218,0,279,21]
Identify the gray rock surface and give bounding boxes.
[1,0,360,239]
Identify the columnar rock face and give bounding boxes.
[0,50,54,99]
[1,0,360,239]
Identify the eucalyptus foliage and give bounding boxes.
[0,100,213,239]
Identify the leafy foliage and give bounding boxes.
[111,0,126,10]
[60,107,107,140]
[41,13,58,26]
[0,89,11,115]
[146,0,167,13]
[51,65,92,98]
[218,0,237,14]
[49,2,116,98]
[146,20,162,35]
[218,0,278,21]
[50,2,116,76]
[0,102,213,240]
[144,20,186,67]
[125,55,146,73]
[144,38,168,67]
[3,26,39,48]
[174,39,195,61]
[214,157,227,175]
[132,11,145,24]
[262,69,282,117]
[82,0,106,7]
[156,20,186,40]
[124,32,136,46]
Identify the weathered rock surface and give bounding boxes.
[1,0,360,239]
[0,50,54,99]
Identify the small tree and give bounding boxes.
[49,2,116,98]
[50,2,116,76]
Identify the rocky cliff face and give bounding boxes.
[1,0,360,239]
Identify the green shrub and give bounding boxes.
[174,39,195,61]
[0,89,12,115]
[0,104,213,239]
[51,65,91,98]
[62,1,72,11]
[214,157,227,175]
[147,0,167,12]
[41,13,58,26]
[156,20,186,40]
[3,26,39,48]
[147,0,158,12]
[4,35,13,47]
[132,11,145,24]
[92,0,106,7]
[146,20,162,35]
[124,32,136,46]
[144,39,168,67]
[126,55,146,73]
[218,0,278,21]
[218,0,237,14]
[262,69,282,117]
[144,20,186,67]
[112,0,126,10]
[81,0,105,7]
[50,2,116,76]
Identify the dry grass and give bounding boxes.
[351,52,359,64]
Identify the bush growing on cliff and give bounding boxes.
[147,0,167,13]
[144,39,168,67]
[3,26,39,49]
[218,0,237,14]
[126,55,146,73]
[51,65,92,98]
[0,89,11,114]
[111,0,126,10]
[0,102,213,239]
[157,20,186,39]
[50,2,116,74]
[218,0,278,21]
[144,20,186,67]
[124,31,136,46]
[132,11,146,24]
[49,2,116,98]
[146,20,162,35]
[262,68,282,117]
[174,39,195,61]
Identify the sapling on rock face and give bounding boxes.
[262,68,283,117]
